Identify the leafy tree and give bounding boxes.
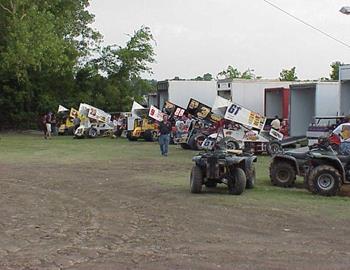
[217,66,256,80]
[218,65,241,79]
[93,26,156,111]
[241,69,255,80]
[330,61,343,80]
[279,67,298,81]
[0,0,156,128]
[0,0,101,128]
[191,73,213,81]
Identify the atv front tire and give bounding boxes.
[307,165,341,196]
[228,168,246,195]
[246,165,256,189]
[190,165,203,193]
[270,161,296,187]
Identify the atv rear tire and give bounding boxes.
[270,161,296,187]
[246,165,256,189]
[307,165,341,196]
[267,141,283,156]
[228,168,246,195]
[190,165,203,193]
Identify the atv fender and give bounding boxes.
[271,155,300,175]
[225,156,246,166]
[192,155,206,167]
[243,156,257,178]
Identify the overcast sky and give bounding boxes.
[89,0,350,81]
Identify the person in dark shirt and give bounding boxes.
[158,114,172,156]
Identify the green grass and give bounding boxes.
[1,133,350,220]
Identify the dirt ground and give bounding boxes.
[1,137,350,269]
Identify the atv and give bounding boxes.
[190,136,257,195]
[270,137,350,196]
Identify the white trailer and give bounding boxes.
[157,80,217,109]
[289,82,340,137]
[216,79,294,115]
[339,64,350,115]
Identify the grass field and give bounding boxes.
[1,133,350,218]
[1,133,350,269]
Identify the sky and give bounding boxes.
[88,0,350,81]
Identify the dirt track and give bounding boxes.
[1,149,350,269]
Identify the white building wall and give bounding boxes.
[340,65,350,81]
[339,65,350,115]
[290,86,316,137]
[168,80,217,108]
[227,80,292,114]
[265,91,283,118]
[315,82,340,116]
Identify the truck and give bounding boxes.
[126,101,159,142]
[57,106,78,135]
[289,82,340,138]
[157,80,217,109]
[339,64,350,115]
[216,79,295,115]
[264,87,289,127]
[74,103,114,138]
[213,96,306,154]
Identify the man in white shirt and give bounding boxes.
[271,115,281,131]
[332,122,350,155]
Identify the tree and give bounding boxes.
[217,66,256,80]
[217,65,241,79]
[330,61,343,80]
[191,73,213,81]
[92,26,156,112]
[0,0,101,128]
[0,0,156,128]
[279,67,298,81]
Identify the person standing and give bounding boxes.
[45,112,52,139]
[51,113,58,136]
[73,115,81,132]
[41,113,48,139]
[271,115,281,131]
[158,114,172,156]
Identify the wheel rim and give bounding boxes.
[317,173,334,190]
[226,141,237,150]
[196,136,205,148]
[152,131,158,141]
[276,169,290,183]
[270,143,281,154]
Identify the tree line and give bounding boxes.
[0,0,156,129]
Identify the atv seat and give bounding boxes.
[227,149,243,155]
[286,151,309,160]
[338,155,350,163]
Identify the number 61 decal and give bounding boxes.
[228,104,242,115]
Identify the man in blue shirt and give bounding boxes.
[158,115,172,156]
